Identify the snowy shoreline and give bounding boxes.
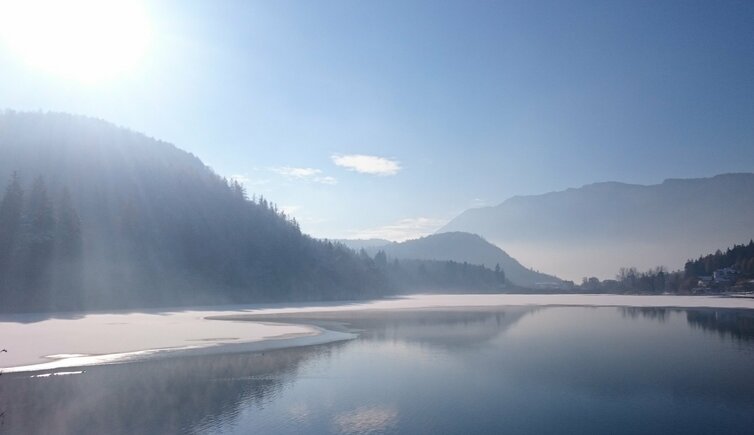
[0,308,325,373]
[2,294,754,373]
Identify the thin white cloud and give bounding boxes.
[230,174,271,186]
[349,217,446,242]
[314,175,338,185]
[271,166,322,178]
[270,166,338,185]
[331,154,401,176]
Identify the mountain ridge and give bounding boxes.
[469,173,754,212]
[439,173,754,280]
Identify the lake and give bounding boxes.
[2,305,754,434]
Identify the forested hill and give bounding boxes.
[341,232,561,287]
[0,112,507,313]
[0,112,392,311]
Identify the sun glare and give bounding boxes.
[0,0,151,83]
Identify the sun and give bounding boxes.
[0,0,151,83]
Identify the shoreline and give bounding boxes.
[3,294,754,373]
[0,308,326,373]
[2,326,356,374]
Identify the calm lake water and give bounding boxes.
[2,306,754,434]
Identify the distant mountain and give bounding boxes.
[343,232,561,287]
[439,174,754,280]
[332,238,392,251]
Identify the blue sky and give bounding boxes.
[1,0,753,240]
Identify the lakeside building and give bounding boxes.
[713,267,738,285]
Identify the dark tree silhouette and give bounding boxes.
[23,176,56,308]
[54,188,83,310]
[0,172,23,302]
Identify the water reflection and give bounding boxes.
[246,307,534,350]
[2,307,754,434]
[686,309,754,342]
[620,306,670,322]
[331,405,398,434]
[0,344,343,435]
[621,306,754,341]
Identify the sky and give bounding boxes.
[0,0,753,242]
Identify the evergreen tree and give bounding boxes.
[23,176,56,309]
[0,172,24,303]
[54,188,83,310]
[56,189,82,258]
[374,250,388,269]
[495,263,506,285]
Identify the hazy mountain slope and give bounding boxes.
[0,111,517,313]
[439,174,754,280]
[348,232,561,287]
[0,111,390,311]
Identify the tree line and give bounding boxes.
[578,240,754,294]
[0,173,82,311]
[579,267,684,294]
[683,241,754,279]
[369,249,507,293]
[0,171,508,313]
